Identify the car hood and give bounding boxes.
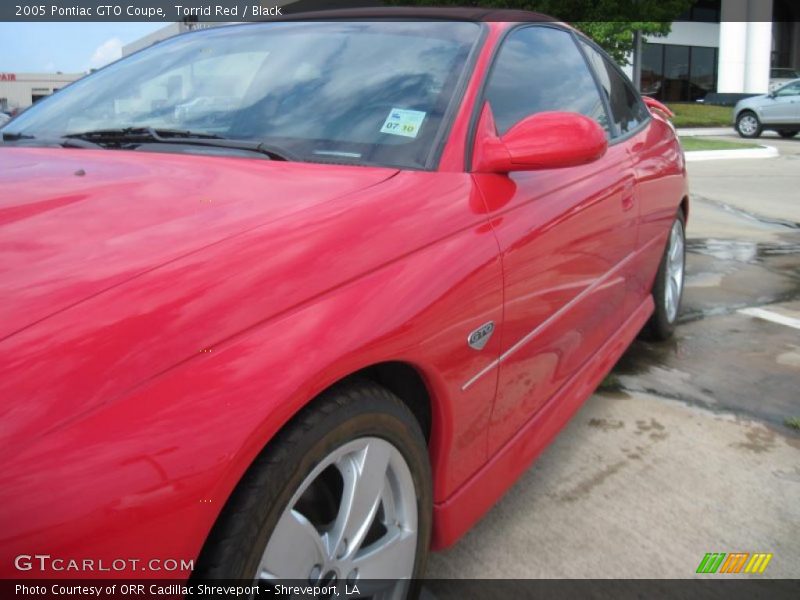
[738,94,768,107]
[0,147,397,341]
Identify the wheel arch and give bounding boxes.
[355,361,434,442]
[281,360,436,445]
[287,360,436,449]
[191,365,435,581]
[191,359,437,574]
[218,357,438,503]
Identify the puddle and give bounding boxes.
[606,324,800,430]
[601,219,800,430]
[680,235,800,322]
[612,337,684,378]
[679,294,800,323]
[687,238,800,263]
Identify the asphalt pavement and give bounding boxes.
[426,133,800,579]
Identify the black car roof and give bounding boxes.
[274,6,564,25]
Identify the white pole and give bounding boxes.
[717,0,748,93]
[744,1,773,93]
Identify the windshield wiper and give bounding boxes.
[63,127,295,161]
[2,132,35,141]
[2,131,103,149]
[64,127,222,142]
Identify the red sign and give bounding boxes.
[0,73,17,82]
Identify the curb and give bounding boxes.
[684,145,779,162]
[677,127,734,137]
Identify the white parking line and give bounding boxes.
[738,307,800,331]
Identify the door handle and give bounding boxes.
[622,182,635,212]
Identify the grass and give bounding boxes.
[679,137,760,152]
[785,417,800,431]
[668,103,733,128]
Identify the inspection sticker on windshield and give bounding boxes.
[380,108,426,138]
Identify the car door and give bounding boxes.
[577,39,664,316]
[760,81,800,123]
[469,25,639,454]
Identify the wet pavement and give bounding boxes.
[612,230,800,426]
[613,135,800,428]
[427,135,800,579]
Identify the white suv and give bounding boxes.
[734,78,800,139]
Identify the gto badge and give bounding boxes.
[467,321,495,351]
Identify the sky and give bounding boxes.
[0,22,166,73]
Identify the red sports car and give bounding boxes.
[0,9,688,592]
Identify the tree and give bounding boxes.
[386,0,696,66]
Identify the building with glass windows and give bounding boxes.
[640,0,800,102]
[0,72,85,112]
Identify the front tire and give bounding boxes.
[192,381,432,598]
[644,211,686,341]
[736,111,762,138]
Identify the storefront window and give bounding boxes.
[663,46,690,102]
[676,0,721,23]
[641,42,718,103]
[641,43,664,97]
[689,46,717,101]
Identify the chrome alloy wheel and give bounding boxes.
[738,114,759,136]
[257,437,417,596]
[664,219,685,323]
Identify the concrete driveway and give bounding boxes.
[426,135,800,579]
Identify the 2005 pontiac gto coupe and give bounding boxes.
[0,8,687,592]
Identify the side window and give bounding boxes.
[579,39,649,135]
[484,26,611,136]
[776,82,800,97]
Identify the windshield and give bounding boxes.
[2,21,480,169]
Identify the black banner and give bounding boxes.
[2,579,799,600]
[1,0,795,22]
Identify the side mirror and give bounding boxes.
[473,103,608,173]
